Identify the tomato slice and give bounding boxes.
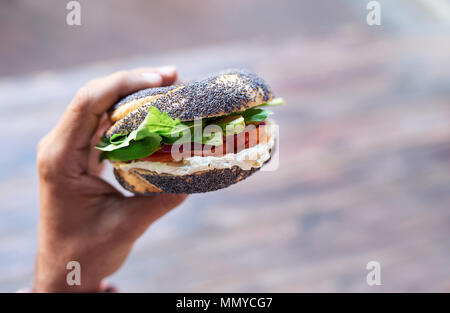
[140,151,177,163]
[138,125,267,162]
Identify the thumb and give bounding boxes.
[120,193,188,239]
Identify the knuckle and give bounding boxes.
[37,150,54,181]
[111,71,129,85]
[36,136,47,154]
[36,135,62,181]
[113,70,128,78]
[69,85,91,114]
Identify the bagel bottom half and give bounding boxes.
[113,142,274,194]
[113,161,270,195]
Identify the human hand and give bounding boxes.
[34,66,187,292]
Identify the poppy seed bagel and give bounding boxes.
[113,156,271,195]
[105,69,272,139]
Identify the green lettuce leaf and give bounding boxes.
[242,108,273,123]
[163,120,202,145]
[96,129,139,152]
[101,135,162,161]
[201,124,224,146]
[256,97,285,107]
[215,115,245,135]
[139,106,180,137]
[109,133,128,144]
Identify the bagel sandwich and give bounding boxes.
[96,69,284,194]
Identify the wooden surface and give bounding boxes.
[1,1,450,292]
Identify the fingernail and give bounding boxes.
[158,65,176,76]
[141,72,162,84]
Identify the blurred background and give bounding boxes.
[1,0,450,292]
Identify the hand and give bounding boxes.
[34,66,187,292]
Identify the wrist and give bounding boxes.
[33,237,103,292]
[33,257,103,292]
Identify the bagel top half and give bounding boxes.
[105,69,272,138]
